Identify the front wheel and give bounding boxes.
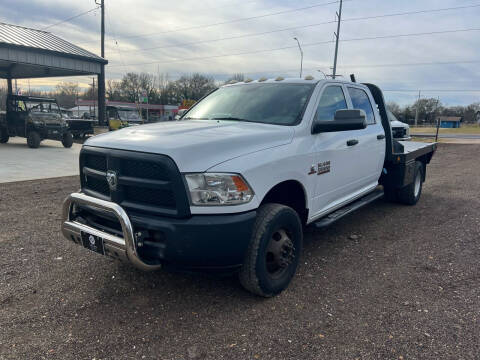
[0,127,9,143]
[62,132,73,148]
[27,131,41,148]
[239,203,303,297]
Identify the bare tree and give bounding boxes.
[55,82,79,108]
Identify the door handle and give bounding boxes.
[346,139,359,146]
[377,134,386,140]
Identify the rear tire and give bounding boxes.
[397,161,424,205]
[27,131,41,148]
[239,203,303,297]
[0,128,9,143]
[62,132,73,148]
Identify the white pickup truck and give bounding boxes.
[61,78,436,297]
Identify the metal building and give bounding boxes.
[0,22,107,125]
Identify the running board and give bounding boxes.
[312,188,384,229]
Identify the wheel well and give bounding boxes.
[261,180,308,224]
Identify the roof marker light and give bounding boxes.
[258,77,267,82]
[275,76,284,81]
[304,75,315,80]
[244,78,253,83]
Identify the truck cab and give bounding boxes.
[61,78,436,297]
[0,95,73,148]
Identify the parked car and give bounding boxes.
[388,110,410,140]
[0,95,73,148]
[61,78,436,297]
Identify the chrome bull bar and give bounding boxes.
[61,192,161,271]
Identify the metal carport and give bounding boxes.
[0,22,107,125]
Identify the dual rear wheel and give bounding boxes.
[384,161,424,205]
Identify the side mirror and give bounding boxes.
[312,109,367,134]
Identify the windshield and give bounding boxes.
[24,101,60,114]
[118,110,141,121]
[185,83,315,125]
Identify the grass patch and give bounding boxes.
[410,125,480,134]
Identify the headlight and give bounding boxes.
[185,173,254,206]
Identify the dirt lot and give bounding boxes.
[1,144,479,360]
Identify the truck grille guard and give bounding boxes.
[61,192,161,271]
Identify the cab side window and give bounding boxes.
[315,86,347,122]
[347,87,375,124]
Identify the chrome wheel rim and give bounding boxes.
[265,228,295,279]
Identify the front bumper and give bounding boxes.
[61,192,256,271]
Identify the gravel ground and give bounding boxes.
[1,144,479,360]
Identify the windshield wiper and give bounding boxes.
[211,117,254,123]
[184,117,208,120]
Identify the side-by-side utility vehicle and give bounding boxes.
[107,105,143,131]
[0,95,73,148]
[61,78,436,297]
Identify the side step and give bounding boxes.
[313,188,384,229]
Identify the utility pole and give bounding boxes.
[92,77,96,119]
[414,90,421,127]
[96,0,106,126]
[332,0,343,79]
[434,96,441,142]
[100,0,105,58]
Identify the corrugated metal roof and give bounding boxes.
[0,22,106,63]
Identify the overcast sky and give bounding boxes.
[1,0,479,105]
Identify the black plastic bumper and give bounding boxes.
[72,200,257,271]
[133,210,257,270]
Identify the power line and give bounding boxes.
[42,6,100,30]
[113,3,480,55]
[109,27,480,67]
[105,59,480,81]
[120,0,347,40]
[118,20,336,54]
[342,3,480,23]
[77,0,349,45]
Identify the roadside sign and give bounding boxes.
[139,90,148,104]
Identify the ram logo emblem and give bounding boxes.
[106,170,118,191]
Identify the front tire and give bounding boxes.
[27,131,41,148]
[62,132,73,148]
[239,203,303,297]
[0,127,9,143]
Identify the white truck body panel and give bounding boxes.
[85,79,386,222]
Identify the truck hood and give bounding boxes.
[85,120,294,172]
